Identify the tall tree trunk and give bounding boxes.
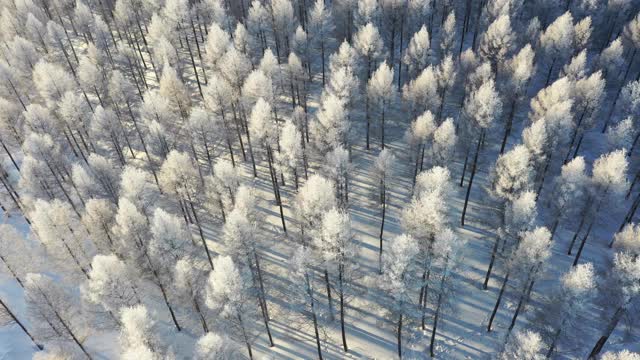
[397,312,403,359]
[186,196,214,270]
[379,184,386,274]
[500,98,517,154]
[573,220,594,266]
[487,272,510,332]
[461,131,484,226]
[339,263,348,352]
[588,306,625,359]
[306,273,323,360]
[0,297,42,350]
[324,269,334,320]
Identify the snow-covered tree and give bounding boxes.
[354,22,385,81]
[277,119,304,189]
[30,199,91,278]
[174,258,210,334]
[119,305,160,358]
[159,150,213,268]
[479,15,514,73]
[82,254,139,315]
[501,44,535,153]
[602,351,640,360]
[373,148,395,267]
[402,66,440,120]
[315,208,356,352]
[194,332,239,359]
[402,25,430,81]
[379,234,419,359]
[295,174,336,245]
[311,93,349,155]
[25,273,92,358]
[572,149,628,265]
[534,263,596,357]
[427,228,467,356]
[367,61,395,149]
[548,156,589,239]
[539,12,575,85]
[309,0,335,85]
[487,226,552,332]
[205,256,260,359]
[432,118,457,168]
[500,330,545,360]
[323,146,351,207]
[461,77,502,226]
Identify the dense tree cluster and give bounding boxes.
[1,0,640,358]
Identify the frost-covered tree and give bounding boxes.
[485,190,538,290]
[373,148,395,267]
[440,11,456,55]
[533,263,596,357]
[287,245,326,359]
[295,174,336,245]
[82,254,139,315]
[354,22,385,81]
[539,12,575,85]
[0,224,37,287]
[30,199,91,278]
[311,93,349,155]
[602,351,640,360]
[25,273,92,358]
[501,44,535,153]
[487,226,552,332]
[402,25,430,80]
[0,294,42,350]
[248,98,286,232]
[402,65,440,121]
[159,150,213,268]
[572,150,628,265]
[432,118,457,168]
[528,77,574,195]
[589,227,640,358]
[548,156,589,239]
[461,77,502,225]
[367,61,395,149]
[566,70,605,160]
[72,154,121,203]
[206,256,260,359]
[500,330,545,360]
[277,119,304,189]
[309,0,335,86]
[315,208,356,352]
[222,187,274,347]
[479,15,514,74]
[174,258,210,334]
[119,305,161,358]
[488,144,534,264]
[427,228,467,356]
[194,332,239,359]
[323,146,351,208]
[379,234,419,359]
[405,110,437,183]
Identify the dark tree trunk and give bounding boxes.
[397,313,403,359]
[339,263,348,352]
[573,220,594,266]
[588,306,625,359]
[461,131,484,226]
[500,98,517,154]
[0,298,42,350]
[487,272,510,332]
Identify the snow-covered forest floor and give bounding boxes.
[2,0,640,359]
